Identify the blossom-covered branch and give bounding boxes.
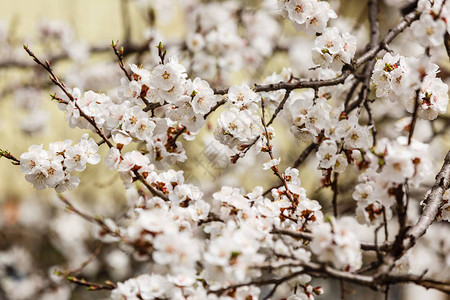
[1,0,449,299]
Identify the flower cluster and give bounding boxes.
[316,140,348,173]
[279,0,337,34]
[112,273,260,300]
[410,0,449,48]
[270,167,324,228]
[402,57,449,120]
[372,53,411,103]
[352,137,431,225]
[312,27,356,72]
[287,91,333,142]
[287,89,372,179]
[19,134,100,191]
[214,83,264,150]
[108,170,324,299]
[372,53,449,120]
[310,217,362,271]
[57,57,222,171]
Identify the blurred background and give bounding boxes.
[0,0,449,299]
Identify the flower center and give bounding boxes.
[162,71,170,80]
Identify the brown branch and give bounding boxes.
[204,99,226,118]
[230,91,292,165]
[267,90,291,127]
[364,100,377,146]
[59,244,103,276]
[111,42,153,110]
[340,279,346,300]
[133,171,170,201]
[299,260,450,294]
[393,183,407,231]
[169,126,187,147]
[58,195,122,239]
[332,172,339,218]
[382,207,389,241]
[355,0,379,116]
[399,150,450,246]
[374,223,385,262]
[0,149,20,165]
[230,136,261,164]
[66,275,116,291]
[368,0,381,48]
[384,273,450,294]
[293,142,318,168]
[211,270,305,295]
[271,228,392,252]
[142,102,166,113]
[344,78,361,110]
[408,89,420,145]
[111,41,132,81]
[445,32,450,60]
[385,284,390,300]
[355,4,379,135]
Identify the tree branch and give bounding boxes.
[271,228,392,252]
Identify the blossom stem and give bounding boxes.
[408,89,420,145]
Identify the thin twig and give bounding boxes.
[60,244,103,276]
[211,270,305,295]
[332,172,339,218]
[111,41,132,81]
[271,228,391,252]
[374,223,385,262]
[408,89,420,145]
[299,260,450,294]
[66,275,116,291]
[267,90,291,127]
[382,206,389,241]
[0,149,20,165]
[24,46,169,200]
[261,99,295,204]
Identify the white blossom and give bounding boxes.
[310,217,362,270]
